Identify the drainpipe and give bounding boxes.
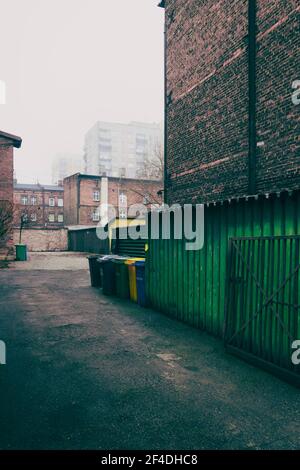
[159,0,167,204]
[248,0,257,195]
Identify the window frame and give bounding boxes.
[92,210,100,222]
[93,190,100,202]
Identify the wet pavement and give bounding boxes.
[0,253,299,450]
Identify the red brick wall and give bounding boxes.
[256,1,300,192]
[0,142,13,203]
[64,175,162,225]
[164,0,300,204]
[0,141,14,256]
[64,175,79,225]
[108,179,162,208]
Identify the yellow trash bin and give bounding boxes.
[125,258,144,302]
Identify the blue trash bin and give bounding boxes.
[135,260,146,307]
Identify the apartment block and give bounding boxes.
[13,183,64,228]
[84,121,163,179]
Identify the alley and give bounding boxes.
[0,253,299,450]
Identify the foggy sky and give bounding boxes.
[0,0,164,183]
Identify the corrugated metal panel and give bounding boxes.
[224,236,300,385]
[112,227,147,257]
[146,191,300,337]
[68,227,109,254]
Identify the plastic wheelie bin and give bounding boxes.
[87,255,102,287]
[135,260,146,307]
[99,256,118,296]
[125,258,145,302]
[15,244,27,261]
[113,258,131,299]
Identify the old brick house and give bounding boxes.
[64,173,162,226]
[0,130,22,257]
[159,0,300,204]
[13,183,64,228]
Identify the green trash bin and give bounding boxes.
[15,244,27,261]
[112,258,130,299]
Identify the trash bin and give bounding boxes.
[113,258,130,299]
[15,244,27,261]
[125,258,145,302]
[87,255,102,287]
[100,256,120,296]
[135,260,146,307]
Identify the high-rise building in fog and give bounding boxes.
[52,154,83,185]
[83,121,163,179]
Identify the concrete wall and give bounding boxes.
[164,0,300,204]
[13,228,68,252]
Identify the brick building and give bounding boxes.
[13,183,64,228]
[159,0,300,204]
[0,130,22,257]
[64,173,162,226]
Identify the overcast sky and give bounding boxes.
[0,0,164,183]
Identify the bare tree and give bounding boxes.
[128,141,164,206]
[137,141,164,181]
[0,200,14,245]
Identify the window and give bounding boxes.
[49,197,55,207]
[119,208,127,219]
[57,214,64,223]
[57,198,63,207]
[21,196,28,205]
[31,196,37,205]
[119,168,126,178]
[119,192,127,204]
[92,210,100,222]
[30,213,37,222]
[93,191,100,202]
[48,213,55,222]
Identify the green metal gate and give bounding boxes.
[224,236,300,386]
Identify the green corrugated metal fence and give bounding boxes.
[146,192,300,339]
[224,236,300,385]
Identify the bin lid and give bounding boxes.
[134,260,145,267]
[97,255,127,263]
[112,257,130,264]
[125,258,145,265]
[87,255,99,259]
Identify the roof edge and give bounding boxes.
[0,130,22,148]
